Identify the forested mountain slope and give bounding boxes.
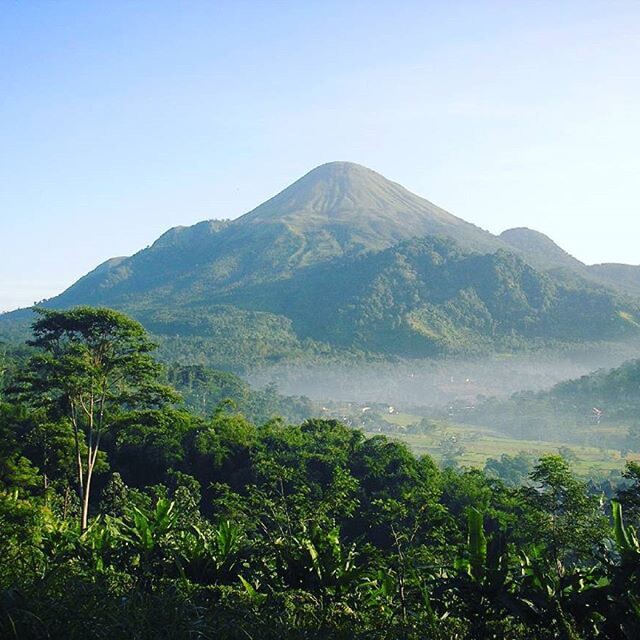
[211,236,640,356]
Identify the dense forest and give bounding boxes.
[1,307,639,639]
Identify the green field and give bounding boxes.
[369,412,632,478]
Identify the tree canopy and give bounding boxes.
[0,307,638,639]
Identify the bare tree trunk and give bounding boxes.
[81,445,95,531]
[70,402,85,530]
[78,392,98,532]
[81,437,101,532]
[81,468,91,531]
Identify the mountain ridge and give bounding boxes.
[499,226,640,296]
[43,163,639,306]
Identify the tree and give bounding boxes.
[626,423,640,452]
[484,452,534,487]
[0,342,7,398]
[520,455,607,567]
[617,461,640,528]
[0,403,40,492]
[20,307,177,530]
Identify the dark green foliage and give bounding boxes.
[617,461,640,528]
[0,410,637,638]
[1,307,639,638]
[484,452,535,487]
[14,307,178,530]
[519,455,609,566]
[166,363,315,423]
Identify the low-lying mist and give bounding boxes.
[248,341,640,409]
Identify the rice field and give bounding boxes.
[369,412,630,478]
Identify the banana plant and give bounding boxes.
[266,521,362,597]
[438,507,551,639]
[517,538,622,640]
[466,507,487,581]
[304,525,361,591]
[612,499,640,559]
[78,515,122,573]
[599,500,640,639]
[120,498,178,579]
[175,520,243,584]
[453,507,509,588]
[124,498,177,552]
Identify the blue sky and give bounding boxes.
[1,1,639,311]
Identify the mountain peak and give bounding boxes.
[240,160,416,224]
[237,161,501,253]
[300,160,392,185]
[305,160,375,175]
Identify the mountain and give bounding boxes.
[2,161,640,368]
[213,236,640,355]
[51,162,504,307]
[588,263,640,298]
[237,161,503,254]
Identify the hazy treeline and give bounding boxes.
[451,358,640,452]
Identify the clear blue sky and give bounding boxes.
[1,1,639,311]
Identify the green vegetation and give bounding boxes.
[374,421,627,478]
[239,237,640,355]
[5,236,637,372]
[322,406,629,479]
[1,307,639,639]
[500,227,640,297]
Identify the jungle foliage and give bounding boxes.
[0,308,639,639]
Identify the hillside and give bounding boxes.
[549,358,640,418]
[212,236,640,356]
[453,356,640,451]
[499,227,587,272]
[588,263,640,297]
[500,227,640,296]
[8,236,638,369]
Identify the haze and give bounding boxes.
[247,341,640,408]
[1,1,639,311]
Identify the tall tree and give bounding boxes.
[20,306,177,530]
